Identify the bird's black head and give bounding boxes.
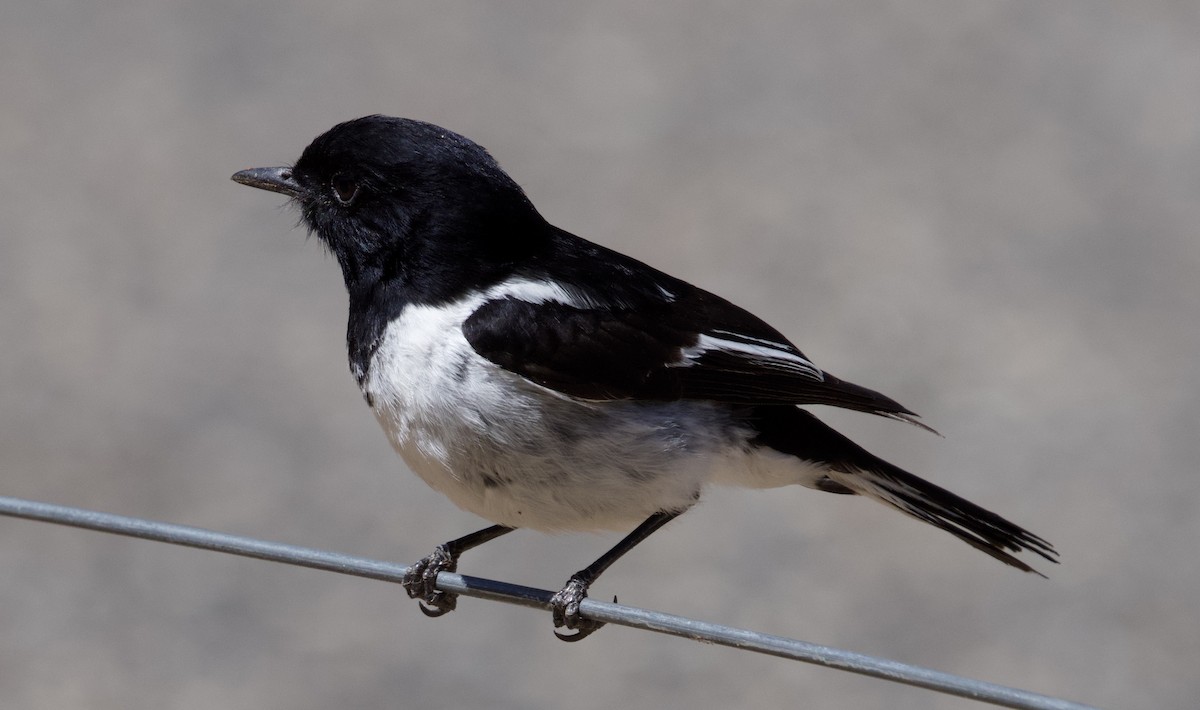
[233,115,550,305]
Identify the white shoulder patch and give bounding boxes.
[486,278,590,308]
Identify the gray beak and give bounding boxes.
[231,166,303,197]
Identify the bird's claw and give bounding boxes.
[550,575,606,642]
[403,545,458,617]
[417,599,454,617]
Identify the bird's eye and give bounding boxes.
[330,174,360,205]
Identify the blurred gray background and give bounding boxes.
[2,2,1196,708]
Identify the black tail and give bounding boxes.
[834,456,1059,575]
[749,406,1059,574]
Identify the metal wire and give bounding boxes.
[0,495,1096,710]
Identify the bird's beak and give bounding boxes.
[231,166,303,197]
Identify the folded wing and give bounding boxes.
[462,287,933,431]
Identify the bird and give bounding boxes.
[232,115,1057,641]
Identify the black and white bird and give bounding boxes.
[232,115,1056,640]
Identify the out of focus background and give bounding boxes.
[2,2,1196,708]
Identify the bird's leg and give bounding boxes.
[551,511,679,642]
[403,524,514,617]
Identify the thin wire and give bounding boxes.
[0,495,1096,710]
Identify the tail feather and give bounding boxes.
[837,461,1059,575]
[747,406,1058,574]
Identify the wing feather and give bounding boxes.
[462,287,931,429]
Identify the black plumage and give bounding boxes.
[232,115,1057,640]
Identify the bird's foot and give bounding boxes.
[402,545,458,617]
[550,574,606,642]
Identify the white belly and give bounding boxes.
[361,284,825,531]
[361,289,716,530]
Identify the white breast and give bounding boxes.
[361,280,826,531]
[360,280,700,530]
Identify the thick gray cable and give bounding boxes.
[0,495,1096,710]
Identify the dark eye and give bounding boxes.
[330,173,360,205]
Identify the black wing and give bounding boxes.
[462,284,931,429]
